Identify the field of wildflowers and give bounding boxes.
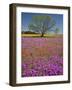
[21,36,63,77]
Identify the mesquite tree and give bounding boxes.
[28,15,56,37]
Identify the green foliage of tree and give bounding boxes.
[28,15,56,37]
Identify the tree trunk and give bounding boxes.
[41,33,44,37]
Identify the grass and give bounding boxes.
[21,34,63,38]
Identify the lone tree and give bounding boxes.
[28,15,56,37]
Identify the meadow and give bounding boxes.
[21,35,63,77]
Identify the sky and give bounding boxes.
[21,12,63,34]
